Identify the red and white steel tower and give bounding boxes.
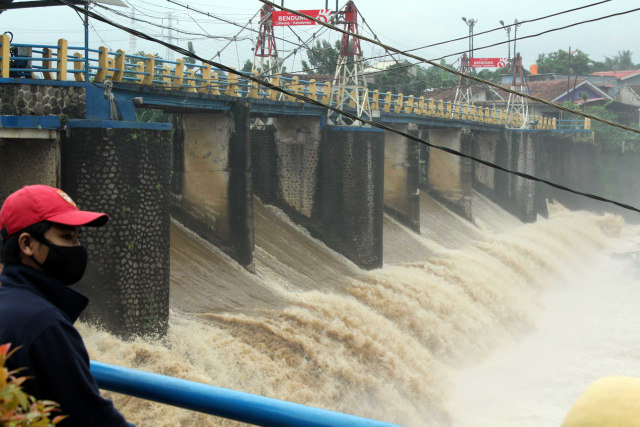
[454,53,473,106]
[329,1,371,125]
[254,4,279,75]
[505,53,529,129]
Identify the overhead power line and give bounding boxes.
[260,0,640,136]
[55,0,640,215]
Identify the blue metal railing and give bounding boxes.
[90,361,402,427]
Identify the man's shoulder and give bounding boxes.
[0,285,67,339]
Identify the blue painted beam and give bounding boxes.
[0,115,61,129]
[90,361,401,427]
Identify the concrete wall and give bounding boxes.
[426,128,472,220]
[171,102,254,271]
[0,137,60,201]
[472,131,499,195]
[384,125,420,232]
[61,121,172,338]
[250,123,385,270]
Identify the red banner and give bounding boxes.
[272,9,332,26]
[470,58,508,68]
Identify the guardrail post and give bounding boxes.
[73,52,84,82]
[584,118,590,130]
[174,58,184,88]
[383,91,392,112]
[135,61,144,83]
[268,74,280,100]
[0,33,9,78]
[56,38,68,81]
[225,67,239,97]
[141,53,155,85]
[162,65,171,89]
[321,81,330,104]
[210,71,220,95]
[404,95,413,114]
[552,117,556,129]
[308,79,317,101]
[248,70,259,98]
[113,49,125,82]
[393,93,403,113]
[106,56,114,79]
[418,96,426,115]
[93,46,108,82]
[185,68,197,92]
[427,98,435,116]
[199,64,211,94]
[42,48,54,80]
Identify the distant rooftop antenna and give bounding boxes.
[165,13,175,61]
[129,8,136,52]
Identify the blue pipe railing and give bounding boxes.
[90,361,402,427]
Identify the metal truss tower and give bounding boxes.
[329,1,371,125]
[454,53,473,106]
[254,4,279,76]
[505,53,529,129]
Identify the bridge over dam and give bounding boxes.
[0,37,598,337]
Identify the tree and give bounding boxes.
[599,50,635,71]
[368,61,430,96]
[241,59,254,73]
[536,49,593,75]
[301,40,340,75]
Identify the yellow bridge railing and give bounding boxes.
[0,37,578,131]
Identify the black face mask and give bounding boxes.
[32,240,88,285]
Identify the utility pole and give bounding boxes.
[512,19,521,61]
[461,17,477,60]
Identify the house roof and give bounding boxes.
[590,70,640,80]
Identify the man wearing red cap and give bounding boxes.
[0,185,132,426]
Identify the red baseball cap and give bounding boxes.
[0,185,109,240]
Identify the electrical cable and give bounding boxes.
[55,0,640,215]
[262,0,640,136]
[275,1,635,78]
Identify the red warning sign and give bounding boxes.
[272,9,332,26]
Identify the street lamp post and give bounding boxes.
[499,20,511,63]
[461,17,477,61]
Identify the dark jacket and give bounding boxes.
[0,263,130,427]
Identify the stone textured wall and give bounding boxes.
[250,126,278,205]
[0,138,59,201]
[313,127,385,270]
[0,84,85,118]
[274,117,321,218]
[383,125,420,232]
[61,125,171,338]
[171,103,254,271]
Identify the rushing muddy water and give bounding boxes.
[77,195,633,426]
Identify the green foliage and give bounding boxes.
[423,60,458,89]
[136,108,170,123]
[563,101,640,146]
[0,343,65,426]
[536,49,593,74]
[597,49,636,71]
[301,40,340,75]
[368,61,429,96]
[241,59,254,73]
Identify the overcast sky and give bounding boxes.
[1,0,638,74]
